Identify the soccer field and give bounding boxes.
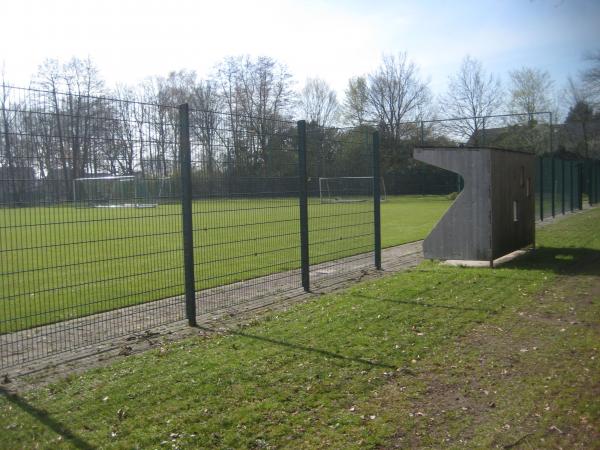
[0,195,451,332]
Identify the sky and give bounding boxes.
[1,0,599,102]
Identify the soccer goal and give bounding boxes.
[72,175,167,208]
[319,176,387,203]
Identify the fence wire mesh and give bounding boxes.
[187,108,302,314]
[0,86,186,367]
[306,126,376,288]
[0,86,381,368]
[2,86,599,369]
[534,156,600,221]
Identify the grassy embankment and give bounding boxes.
[1,206,598,448]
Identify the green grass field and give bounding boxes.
[0,195,452,332]
[1,207,598,449]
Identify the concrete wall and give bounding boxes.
[414,148,493,261]
[413,147,535,262]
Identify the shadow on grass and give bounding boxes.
[504,247,600,275]
[352,293,500,313]
[0,386,95,450]
[195,326,397,369]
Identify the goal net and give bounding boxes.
[73,176,173,208]
[319,177,387,203]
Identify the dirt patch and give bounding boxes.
[380,260,600,449]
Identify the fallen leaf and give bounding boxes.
[549,425,563,434]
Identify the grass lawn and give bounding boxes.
[0,195,451,332]
[1,207,598,449]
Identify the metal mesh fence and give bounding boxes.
[533,156,600,221]
[306,126,376,288]
[0,86,186,367]
[541,156,554,219]
[2,87,598,369]
[0,86,381,368]
[187,108,302,314]
[586,160,600,205]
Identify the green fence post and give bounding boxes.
[179,103,196,326]
[570,161,574,212]
[579,163,584,210]
[551,155,555,217]
[588,160,594,206]
[592,161,598,205]
[588,161,593,207]
[593,161,600,204]
[372,131,382,270]
[297,120,310,292]
[593,162,596,205]
[549,112,554,153]
[539,157,544,221]
[593,161,598,205]
[561,158,565,215]
[591,162,595,205]
[595,161,600,203]
[593,161,596,205]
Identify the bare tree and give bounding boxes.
[65,58,105,177]
[367,53,430,143]
[298,78,339,128]
[235,55,294,149]
[140,75,182,176]
[215,55,295,174]
[34,59,69,193]
[33,57,105,196]
[215,57,243,176]
[565,76,587,105]
[342,76,369,126]
[0,79,19,202]
[508,67,554,120]
[581,50,600,108]
[112,84,140,175]
[109,84,156,177]
[190,79,222,176]
[439,56,503,143]
[565,100,596,158]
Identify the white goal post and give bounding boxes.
[318,176,387,203]
[72,175,171,208]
